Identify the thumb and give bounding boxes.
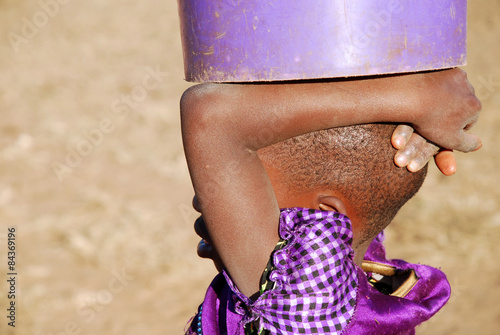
[454,133,482,153]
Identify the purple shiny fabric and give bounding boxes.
[186,208,451,334]
[343,233,451,335]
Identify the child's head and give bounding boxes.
[258,123,428,247]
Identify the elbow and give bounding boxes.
[181,83,222,129]
[180,84,209,127]
[180,83,217,118]
[180,83,230,148]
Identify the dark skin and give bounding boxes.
[193,164,374,270]
[181,68,481,297]
[393,125,460,175]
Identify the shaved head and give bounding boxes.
[258,123,428,246]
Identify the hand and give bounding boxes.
[194,215,224,272]
[405,68,482,152]
[392,124,458,176]
[192,195,224,271]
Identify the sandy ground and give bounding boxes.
[0,1,498,334]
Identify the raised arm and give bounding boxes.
[181,68,481,297]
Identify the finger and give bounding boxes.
[407,142,439,172]
[454,132,482,153]
[394,132,426,167]
[197,238,215,259]
[192,195,202,213]
[391,124,414,150]
[463,103,481,131]
[197,239,224,272]
[434,150,457,176]
[459,69,477,96]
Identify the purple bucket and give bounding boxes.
[178,0,467,83]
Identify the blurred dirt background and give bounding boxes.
[0,0,498,334]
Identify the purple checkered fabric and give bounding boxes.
[224,207,358,334]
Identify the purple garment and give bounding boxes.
[186,208,451,335]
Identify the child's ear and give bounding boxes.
[317,196,348,215]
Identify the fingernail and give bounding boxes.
[408,161,419,171]
[395,154,408,166]
[473,142,483,151]
[393,137,403,148]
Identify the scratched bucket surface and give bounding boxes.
[178,0,466,83]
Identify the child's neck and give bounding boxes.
[353,241,371,267]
